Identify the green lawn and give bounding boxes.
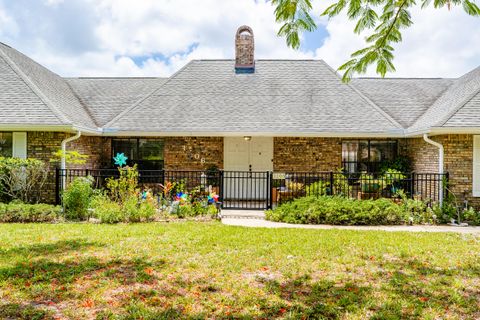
[0,222,479,319]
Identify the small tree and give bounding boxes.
[62,176,94,220]
[106,164,139,204]
[50,150,89,166]
[0,157,48,203]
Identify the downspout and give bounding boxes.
[61,131,81,190]
[423,134,444,205]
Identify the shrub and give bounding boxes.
[123,195,156,222]
[62,176,94,220]
[106,165,139,203]
[462,207,480,225]
[91,195,124,224]
[305,180,329,196]
[90,193,156,223]
[0,202,61,223]
[0,157,48,203]
[265,196,427,225]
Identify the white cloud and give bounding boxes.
[0,0,479,78]
[314,3,480,78]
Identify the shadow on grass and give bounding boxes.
[1,251,479,319]
[0,303,54,320]
[97,260,480,319]
[0,257,166,287]
[0,239,104,259]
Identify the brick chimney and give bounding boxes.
[235,25,255,73]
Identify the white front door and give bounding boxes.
[223,137,273,200]
[224,137,273,171]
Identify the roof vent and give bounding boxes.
[235,25,255,74]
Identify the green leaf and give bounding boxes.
[463,0,480,15]
[273,0,480,80]
[354,8,379,33]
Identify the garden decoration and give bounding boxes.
[113,153,128,167]
[175,192,188,202]
[208,192,219,204]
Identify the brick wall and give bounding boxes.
[273,137,342,172]
[164,137,223,170]
[402,135,480,208]
[23,133,480,208]
[27,132,109,203]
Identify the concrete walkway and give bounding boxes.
[220,210,480,234]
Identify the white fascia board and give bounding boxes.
[427,127,480,135]
[0,124,75,132]
[100,130,406,138]
[0,124,102,135]
[72,125,102,135]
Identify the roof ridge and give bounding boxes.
[65,80,100,127]
[438,81,480,127]
[66,77,166,80]
[191,59,322,61]
[0,44,71,125]
[409,67,480,130]
[321,60,404,129]
[355,77,454,80]
[103,60,194,129]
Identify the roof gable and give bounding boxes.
[106,60,402,134]
[352,78,454,127]
[0,48,64,126]
[0,42,97,130]
[66,77,167,126]
[409,66,480,132]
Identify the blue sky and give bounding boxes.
[0,0,479,78]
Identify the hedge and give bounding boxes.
[0,202,62,223]
[265,196,435,225]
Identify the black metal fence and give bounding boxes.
[273,172,448,206]
[56,168,448,209]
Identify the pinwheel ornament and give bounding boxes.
[113,153,128,167]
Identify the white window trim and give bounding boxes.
[12,132,27,159]
[473,135,480,197]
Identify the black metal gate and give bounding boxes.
[221,171,272,210]
[55,169,447,209]
[56,168,273,210]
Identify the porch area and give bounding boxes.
[56,168,448,210]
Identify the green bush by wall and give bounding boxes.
[266,196,436,225]
[0,202,62,223]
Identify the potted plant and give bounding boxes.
[205,165,220,194]
[359,173,381,193]
[382,169,406,194]
[271,179,281,204]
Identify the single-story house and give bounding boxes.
[1,26,480,208]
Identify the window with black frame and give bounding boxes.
[342,140,397,173]
[0,132,13,157]
[111,138,164,170]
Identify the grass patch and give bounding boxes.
[0,222,479,319]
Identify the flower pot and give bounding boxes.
[361,183,380,193]
[272,187,278,203]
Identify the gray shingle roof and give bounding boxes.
[444,90,480,127]
[0,42,97,130]
[352,78,454,127]
[2,40,480,136]
[106,60,403,134]
[66,77,167,126]
[409,66,480,132]
[0,49,64,125]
